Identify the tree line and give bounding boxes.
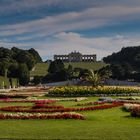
[1,45,140,87]
[103,46,140,82]
[0,47,42,85]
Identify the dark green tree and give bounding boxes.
[8,63,19,78]
[44,60,69,82]
[48,60,65,73]
[18,63,30,85]
[98,65,112,80]
[67,64,73,80]
[32,76,43,85]
[28,48,42,62]
[16,51,36,70]
[0,61,9,77]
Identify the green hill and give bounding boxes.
[30,62,107,77]
[30,63,49,77]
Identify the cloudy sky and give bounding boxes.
[0,0,140,60]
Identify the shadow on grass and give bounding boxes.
[123,115,140,120]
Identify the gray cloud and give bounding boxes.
[1,0,140,60]
[0,4,140,38]
[36,32,140,60]
[1,0,140,16]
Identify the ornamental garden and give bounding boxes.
[0,86,140,139]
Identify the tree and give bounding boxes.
[44,60,73,82]
[0,47,43,86]
[32,76,43,85]
[80,69,101,87]
[98,65,112,81]
[67,64,73,80]
[79,68,90,79]
[111,64,125,80]
[0,61,9,78]
[18,63,29,85]
[87,70,101,87]
[8,63,19,78]
[48,60,65,73]
[28,48,42,63]
[16,51,36,70]
[103,46,140,72]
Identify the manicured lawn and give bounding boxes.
[0,97,140,140]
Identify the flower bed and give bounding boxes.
[0,112,85,120]
[33,104,65,109]
[77,101,106,106]
[0,98,137,120]
[0,102,123,113]
[118,97,140,100]
[122,103,140,112]
[0,104,65,111]
[52,97,88,102]
[48,86,140,97]
[0,99,56,104]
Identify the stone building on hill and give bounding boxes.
[54,51,96,62]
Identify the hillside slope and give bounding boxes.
[30,62,107,77]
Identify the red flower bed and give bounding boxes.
[0,104,65,112]
[0,102,123,113]
[33,104,65,109]
[0,112,85,120]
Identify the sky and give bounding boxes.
[0,0,140,60]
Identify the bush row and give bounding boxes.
[48,86,140,97]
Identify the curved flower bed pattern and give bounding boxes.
[0,99,136,120]
[77,101,106,106]
[0,102,123,113]
[0,112,85,120]
[0,99,56,104]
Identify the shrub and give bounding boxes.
[48,86,140,97]
[122,104,140,112]
[131,107,140,117]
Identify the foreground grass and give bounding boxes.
[0,98,140,140]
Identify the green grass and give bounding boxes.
[0,97,140,139]
[30,62,107,77]
[30,63,49,77]
[64,62,107,71]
